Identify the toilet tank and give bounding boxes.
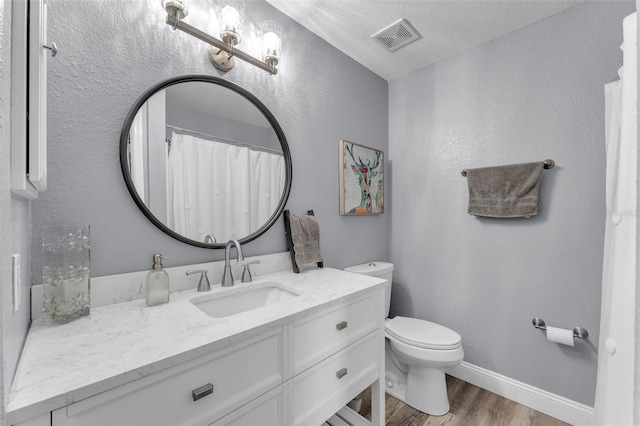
[344,262,394,318]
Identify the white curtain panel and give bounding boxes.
[167,132,285,243]
[249,149,287,232]
[129,104,147,202]
[595,11,637,426]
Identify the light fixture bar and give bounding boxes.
[166,15,277,75]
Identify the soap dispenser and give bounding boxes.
[145,254,170,307]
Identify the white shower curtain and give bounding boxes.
[594,11,637,426]
[167,132,286,243]
[129,104,147,202]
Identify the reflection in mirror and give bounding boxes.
[121,76,291,248]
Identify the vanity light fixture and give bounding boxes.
[162,0,283,75]
[209,0,244,71]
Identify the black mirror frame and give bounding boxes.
[119,75,292,249]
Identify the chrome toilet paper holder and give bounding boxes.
[532,318,589,340]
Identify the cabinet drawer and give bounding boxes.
[291,331,379,426]
[53,328,284,426]
[292,292,378,374]
[209,385,284,426]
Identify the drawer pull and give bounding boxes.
[336,321,348,331]
[192,383,214,401]
[336,368,348,379]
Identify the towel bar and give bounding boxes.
[283,209,324,273]
[461,159,555,177]
[532,318,588,339]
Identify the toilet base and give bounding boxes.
[384,370,407,402]
[384,366,450,416]
[385,340,460,416]
[405,366,450,416]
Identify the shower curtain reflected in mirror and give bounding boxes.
[129,104,147,203]
[167,132,286,243]
[594,11,637,426]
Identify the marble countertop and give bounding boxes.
[7,267,386,424]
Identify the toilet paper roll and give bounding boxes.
[546,326,574,346]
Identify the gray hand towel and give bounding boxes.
[289,214,323,266]
[466,161,545,218]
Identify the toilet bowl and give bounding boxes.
[344,262,464,416]
[385,316,463,415]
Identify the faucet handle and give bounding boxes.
[239,259,261,283]
[186,269,211,292]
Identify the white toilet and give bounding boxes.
[344,262,464,416]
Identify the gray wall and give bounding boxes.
[388,1,634,406]
[0,0,33,422]
[31,0,389,279]
[166,104,280,152]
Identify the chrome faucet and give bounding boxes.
[186,269,211,292]
[221,240,261,286]
[241,258,261,283]
[204,234,217,244]
[222,240,243,287]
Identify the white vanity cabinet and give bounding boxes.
[10,275,385,426]
[289,292,381,425]
[52,328,285,426]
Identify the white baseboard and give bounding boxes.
[449,361,595,425]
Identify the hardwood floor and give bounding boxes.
[358,376,570,426]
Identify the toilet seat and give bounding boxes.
[385,316,462,350]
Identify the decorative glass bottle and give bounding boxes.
[42,225,91,323]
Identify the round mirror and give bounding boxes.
[120,75,292,248]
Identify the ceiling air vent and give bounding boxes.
[371,18,422,52]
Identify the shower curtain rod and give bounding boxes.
[166,124,284,156]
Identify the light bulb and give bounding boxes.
[263,32,280,57]
[218,1,244,46]
[220,6,240,33]
[261,21,283,68]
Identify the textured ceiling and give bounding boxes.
[266,0,583,81]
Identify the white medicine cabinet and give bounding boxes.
[11,0,49,199]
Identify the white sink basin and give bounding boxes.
[190,282,300,318]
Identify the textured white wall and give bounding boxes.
[31,0,389,278]
[388,1,634,406]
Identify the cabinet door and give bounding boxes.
[28,0,49,191]
[291,332,379,426]
[11,0,49,198]
[209,385,285,426]
[53,328,284,426]
[11,412,51,426]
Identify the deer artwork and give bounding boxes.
[345,142,382,214]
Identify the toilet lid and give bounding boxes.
[385,316,462,350]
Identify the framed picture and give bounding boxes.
[339,139,384,215]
